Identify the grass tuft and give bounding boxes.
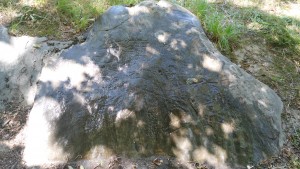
[248,10,300,52]
[56,0,104,31]
[9,5,60,37]
[186,0,240,54]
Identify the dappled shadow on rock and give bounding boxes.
[0,24,78,168]
[23,1,283,168]
[0,25,48,143]
[0,25,75,142]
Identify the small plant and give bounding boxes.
[186,0,209,20]
[205,12,239,52]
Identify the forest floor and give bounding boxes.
[0,0,300,168]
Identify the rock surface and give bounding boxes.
[0,26,48,111]
[0,26,74,112]
[23,1,283,168]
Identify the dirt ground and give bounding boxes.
[233,37,300,168]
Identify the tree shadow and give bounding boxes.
[215,0,300,55]
[206,1,300,109]
[0,0,289,168]
[23,1,282,168]
[0,14,73,169]
[0,24,50,140]
[2,0,77,39]
[0,143,26,168]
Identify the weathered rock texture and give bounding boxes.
[0,26,73,112]
[0,26,49,112]
[23,1,283,168]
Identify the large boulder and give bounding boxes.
[23,1,283,168]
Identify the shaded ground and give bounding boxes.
[232,36,300,168]
[0,104,30,140]
[0,145,24,169]
[0,104,29,169]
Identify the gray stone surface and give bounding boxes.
[0,26,74,112]
[0,26,49,111]
[23,1,283,168]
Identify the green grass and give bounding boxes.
[184,0,240,55]
[244,8,300,54]
[183,0,300,57]
[56,0,142,31]
[9,5,60,37]
[4,0,143,38]
[0,0,18,7]
[3,0,300,56]
[205,13,239,53]
[56,0,103,31]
